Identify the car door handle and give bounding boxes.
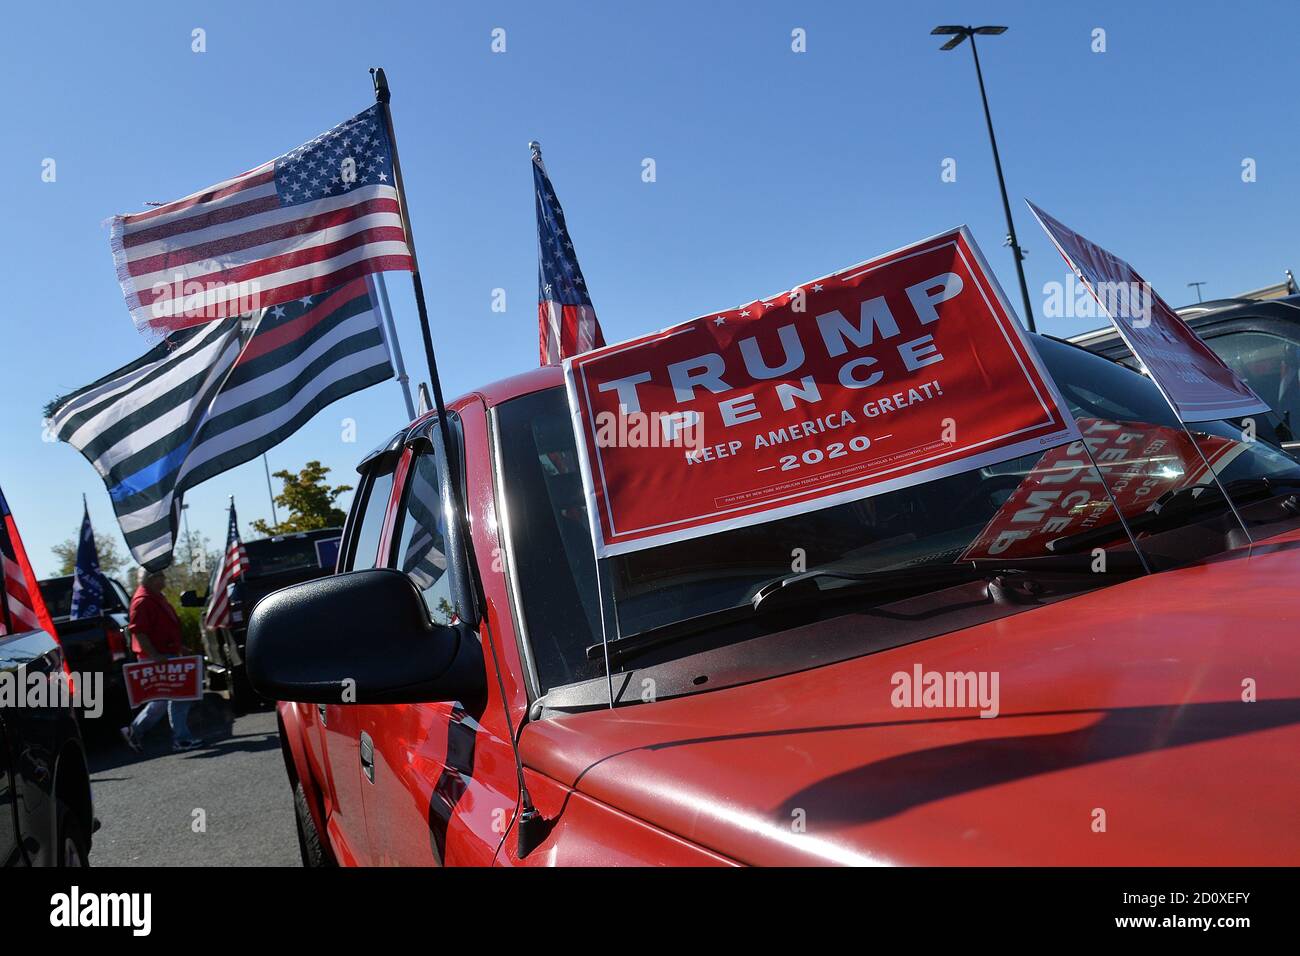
[359,731,375,783]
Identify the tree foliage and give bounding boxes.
[250,461,352,536]
[51,531,129,583]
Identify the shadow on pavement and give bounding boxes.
[87,692,252,773]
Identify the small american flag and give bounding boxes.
[111,105,412,340]
[533,143,605,365]
[0,487,57,638]
[204,501,250,631]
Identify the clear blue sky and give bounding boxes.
[2,0,1295,577]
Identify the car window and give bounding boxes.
[392,450,454,624]
[346,470,394,572]
[1207,330,1300,431]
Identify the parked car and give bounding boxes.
[182,528,341,712]
[1071,294,1300,449]
[249,335,1300,866]
[37,574,134,727]
[2,531,95,866]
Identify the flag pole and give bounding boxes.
[369,70,454,433]
[261,456,279,528]
[371,67,551,856]
[370,67,466,537]
[366,272,416,421]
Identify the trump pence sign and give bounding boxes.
[564,227,1080,556]
[123,655,204,708]
[1028,200,1268,424]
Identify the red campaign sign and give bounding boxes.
[565,227,1081,556]
[1028,201,1269,423]
[123,656,204,708]
[960,418,1247,560]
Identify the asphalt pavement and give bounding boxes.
[85,697,300,866]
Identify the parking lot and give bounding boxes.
[86,701,298,867]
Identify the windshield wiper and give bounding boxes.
[1047,475,1300,554]
[748,553,1140,612]
[585,554,1137,669]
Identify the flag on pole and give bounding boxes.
[0,487,57,638]
[110,104,412,340]
[532,143,605,365]
[70,499,105,620]
[47,278,394,570]
[204,501,249,631]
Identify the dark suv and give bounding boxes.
[1071,294,1300,450]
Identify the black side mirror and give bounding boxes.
[246,568,485,706]
[179,590,206,608]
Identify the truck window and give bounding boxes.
[392,451,454,624]
[1208,331,1300,430]
[346,470,394,572]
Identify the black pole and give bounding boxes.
[370,69,454,429]
[261,454,279,527]
[370,67,544,855]
[967,33,1036,333]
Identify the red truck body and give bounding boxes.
[272,362,1300,867]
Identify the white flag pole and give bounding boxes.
[366,271,416,421]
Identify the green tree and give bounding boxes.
[51,531,130,583]
[250,460,352,536]
[167,530,219,598]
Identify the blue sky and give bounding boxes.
[2,0,1295,577]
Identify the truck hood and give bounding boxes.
[521,530,1300,865]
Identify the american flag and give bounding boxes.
[204,501,250,631]
[533,143,605,365]
[111,105,412,340]
[0,487,57,638]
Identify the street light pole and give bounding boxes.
[933,25,1036,332]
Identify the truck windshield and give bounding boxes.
[38,576,128,619]
[497,335,1300,695]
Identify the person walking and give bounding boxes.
[119,568,203,753]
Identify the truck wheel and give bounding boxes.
[293,782,332,867]
[56,800,90,868]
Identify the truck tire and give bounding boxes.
[56,800,90,868]
[293,782,332,867]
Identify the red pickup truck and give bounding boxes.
[248,334,1300,866]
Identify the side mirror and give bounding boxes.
[179,590,206,608]
[245,568,484,706]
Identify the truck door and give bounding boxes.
[357,412,520,865]
[315,461,396,865]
